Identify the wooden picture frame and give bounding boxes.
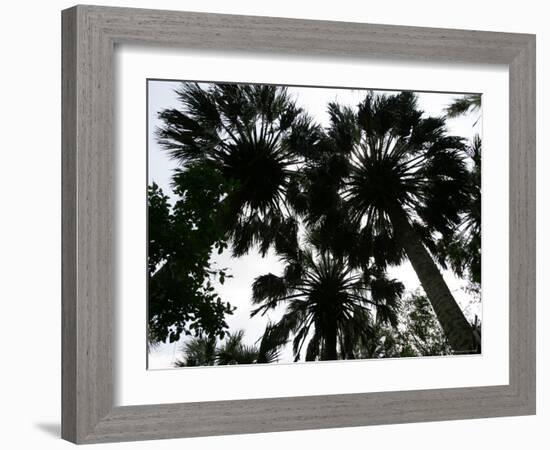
[62,5,536,444]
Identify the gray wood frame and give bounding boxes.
[62,4,536,444]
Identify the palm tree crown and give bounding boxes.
[156,82,316,256]
[336,91,476,352]
[444,94,481,119]
[175,329,279,367]
[251,248,403,361]
[439,135,481,285]
[345,92,470,247]
[155,84,480,359]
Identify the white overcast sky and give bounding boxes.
[147,80,482,369]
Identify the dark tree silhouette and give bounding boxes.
[156,82,318,257]
[151,83,481,362]
[148,168,233,344]
[445,94,481,119]
[438,135,481,286]
[398,292,452,356]
[289,91,476,352]
[287,92,477,352]
[288,101,401,268]
[251,248,403,361]
[174,335,217,367]
[341,92,476,352]
[174,330,279,366]
[357,291,452,358]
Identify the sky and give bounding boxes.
[147,80,482,369]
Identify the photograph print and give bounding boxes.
[147,80,482,369]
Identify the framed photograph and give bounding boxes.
[62,5,536,444]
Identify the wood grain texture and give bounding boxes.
[61,7,77,443]
[508,36,536,408]
[61,4,536,444]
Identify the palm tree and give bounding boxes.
[439,135,481,286]
[215,330,264,365]
[156,82,317,257]
[174,335,217,367]
[289,102,403,268]
[339,91,476,353]
[251,249,403,361]
[174,330,279,367]
[444,94,481,119]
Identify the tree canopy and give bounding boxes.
[147,165,234,343]
[149,83,482,363]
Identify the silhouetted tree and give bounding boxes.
[357,291,452,358]
[148,169,233,344]
[334,92,477,352]
[251,248,403,361]
[445,94,481,119]
[174,330,278,366]
[152,83,481,361]
[438,136,481,287]
[156,82,318,257]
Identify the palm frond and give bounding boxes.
[444,94,481,119]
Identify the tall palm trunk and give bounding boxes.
[322,325,338,360]
[387,204,476,353]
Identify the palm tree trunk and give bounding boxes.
[322,326,338,360]
[386,204,476,353]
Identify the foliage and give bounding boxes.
[437,136,481,287]
[148,170,234,344]
[356,291,452,358]
[251,248,404,361]
[343,91,471,262]
[156,82,318,257]
[319,91,477,351]
[174,330,278,366]
[174,335,217,367]
[151,84,481,361]
[444,94,481,119]
[286,103,367,264]
[287,92,472,269]
[399,292,453,356]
